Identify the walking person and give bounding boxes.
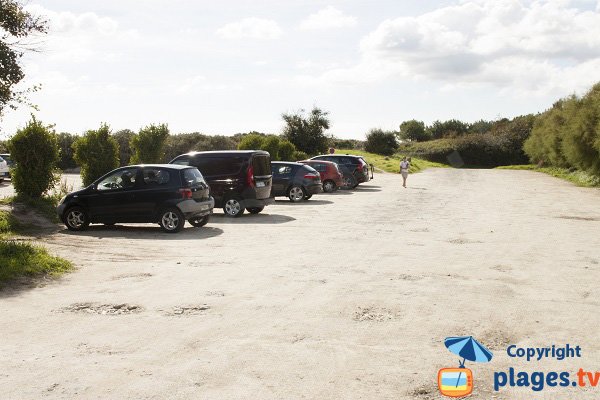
[400,157,410,188]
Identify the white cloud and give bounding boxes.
[25,5,119,36]
[216,17,283,39]
[299,6,357,30]
[301,0,600,94]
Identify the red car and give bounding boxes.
[299,160,343,192]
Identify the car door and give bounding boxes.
[271,164,293,196]
[135,167,178,220]
[85,167,143,222]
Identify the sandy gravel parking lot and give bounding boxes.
[1,169,599,399]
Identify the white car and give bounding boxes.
[0,155,8,182]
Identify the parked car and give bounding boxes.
[170,150,273,217]
[298,159,343,193]
[0,155,8,182]
[310,154,371,188]
[57,164,214,233]
[271,161,322,202]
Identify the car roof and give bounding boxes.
[271,161,304,166]
[127,164,194,170]
[299,159,336,164]
[183,150,269,157]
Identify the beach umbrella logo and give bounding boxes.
[438,336,493,398]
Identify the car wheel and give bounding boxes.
[287,185,305,202]
[342,176,356,189]
[188,215,209,227]
[64,206,90,231]
[246,207,264,214]
[223,197,245,217]
[303,194,312,200]
[323,180,336,193]
[159,207,185,233]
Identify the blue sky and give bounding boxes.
[2,0,600,139]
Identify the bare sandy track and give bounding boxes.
[1,169,599,399]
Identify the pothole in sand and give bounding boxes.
[353,306,400,322]
[557,215,599,221]
[110,273,153,280]
[163,304,210,316]
[61,303,143,315]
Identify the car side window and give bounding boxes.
[314,163,326,172]
[172,157,190,166]
[143,168,171,187]
[273,166,292,175]
[97,168,138,191]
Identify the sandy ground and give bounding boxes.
[1,169,599,399]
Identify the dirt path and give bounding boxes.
[1,169,599,399]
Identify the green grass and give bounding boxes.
[0,240,73,285]
[336,149,447,173]
[0,195,60,222]
[1,198,72,286]
[497,165,600,187]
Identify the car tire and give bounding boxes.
[287,185,305,202]
[64,206,90,231]
[189,215,209,227]
[304,194,312,200]
[246,207,264,214]
[342,176,356,189]
[159,207,185,233]
[223,197,245,217]
[323,180,336,193]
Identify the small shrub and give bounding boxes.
[8,117,60,198]
[278,140,296,161]
[73,124,120,186]
[238,133,265,150]
[130,123,170,164]
[262,136,281,160]
[365,129,398,156]
[292,150,308,161]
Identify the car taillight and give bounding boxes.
[357,162,363,172]
[304,173,319,179]
[179,188,193,199]
[246,164,255,188]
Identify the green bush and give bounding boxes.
[8,118,60,198]
[238,133,265,150]
[291,150,308,161]
[399,120,430,142]
[73,124,120,186]
[278,140,296,161]
[113,129,135,166]
[282,107,330,155]
[262,136,281,160]
[524,82,600,176]
[56,132,77,170]
[400,115,533,167]
[130,123,169,164]
[365,128,398,156]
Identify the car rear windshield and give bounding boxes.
[182,168,205,187]
[252,155,271,177]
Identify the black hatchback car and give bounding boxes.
[271,162,322,202]
[170,150,273,217]
[310,154,371,188]
[57,164,214,233]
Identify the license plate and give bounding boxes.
[256,181,265,187]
